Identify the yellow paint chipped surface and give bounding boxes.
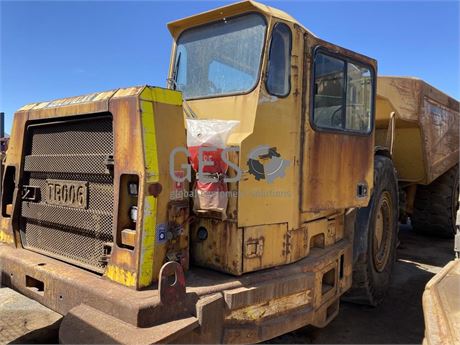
[103,88,180,288]
[105,265,137,287]
[227,290,312,321]
[138,94,158,287]
[112,86,145,98]
[141,87,182,107]
[139,195,157,287]
[151,88,182,106]
[140,100,159,183]
[0,231,14,244]
[30,90,116,110]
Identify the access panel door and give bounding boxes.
[301,41,376,212]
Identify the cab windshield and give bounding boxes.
[173,13,266,100]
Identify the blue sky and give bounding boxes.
[1,1,459,134]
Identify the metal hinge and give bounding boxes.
[99,242,113,264]
[104,155,114,173]
[244,237,264,258]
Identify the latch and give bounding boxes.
[357,183,368,198]
[104,155,114,173]
[21,185,40,202]
[327,220,336,239]
[99,242,113,264]
[244,237,264,258]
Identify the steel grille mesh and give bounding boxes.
[19,116,114,273]
[29,118,113,155]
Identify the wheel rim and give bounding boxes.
[373,191,393,273]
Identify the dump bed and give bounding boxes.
[376,76,459,184]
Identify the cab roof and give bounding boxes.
[167,0,315,38]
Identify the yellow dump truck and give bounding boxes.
[0,1,458,343]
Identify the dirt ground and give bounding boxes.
[0,224,454,344]
[269,224,454,344]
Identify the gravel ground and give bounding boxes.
[0,288,61,344]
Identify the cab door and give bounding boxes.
[301,36,376,212]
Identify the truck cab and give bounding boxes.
[168,0,376,276]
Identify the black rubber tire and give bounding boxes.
[344,155,399,306]
[412,164,459,238]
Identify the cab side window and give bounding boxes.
[346,62,372,132]
[312,54,345,129]
[266,23,292,97]
[312,49,373,133]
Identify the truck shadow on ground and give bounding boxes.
[7,319,61,345]
[268,224,454,344]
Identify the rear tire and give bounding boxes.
[412,164,459,238]
[344,155,399,306]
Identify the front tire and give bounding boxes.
[345,155,399,306]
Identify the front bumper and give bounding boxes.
[0,239,351,344]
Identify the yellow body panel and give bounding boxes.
[191,219,243,274]
[376,126,426,182]
[137,88,189,288]
[0,230,14,244]
[172,5,375,274]
[243,223,288,272]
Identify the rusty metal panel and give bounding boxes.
[105,96,144,287]
[301,34,375,212]
[226,290,313,322]
[377,77,459,184]
[421,98,459,183]
[99,87,189,289]
[301,130,374,212]
[286,226,308,263]
[243,223,287,273]
[146,99,189,285]
[19,116,114,273]
[19,93,114,120]
[223,272,311,310]
[190,219,243,275]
